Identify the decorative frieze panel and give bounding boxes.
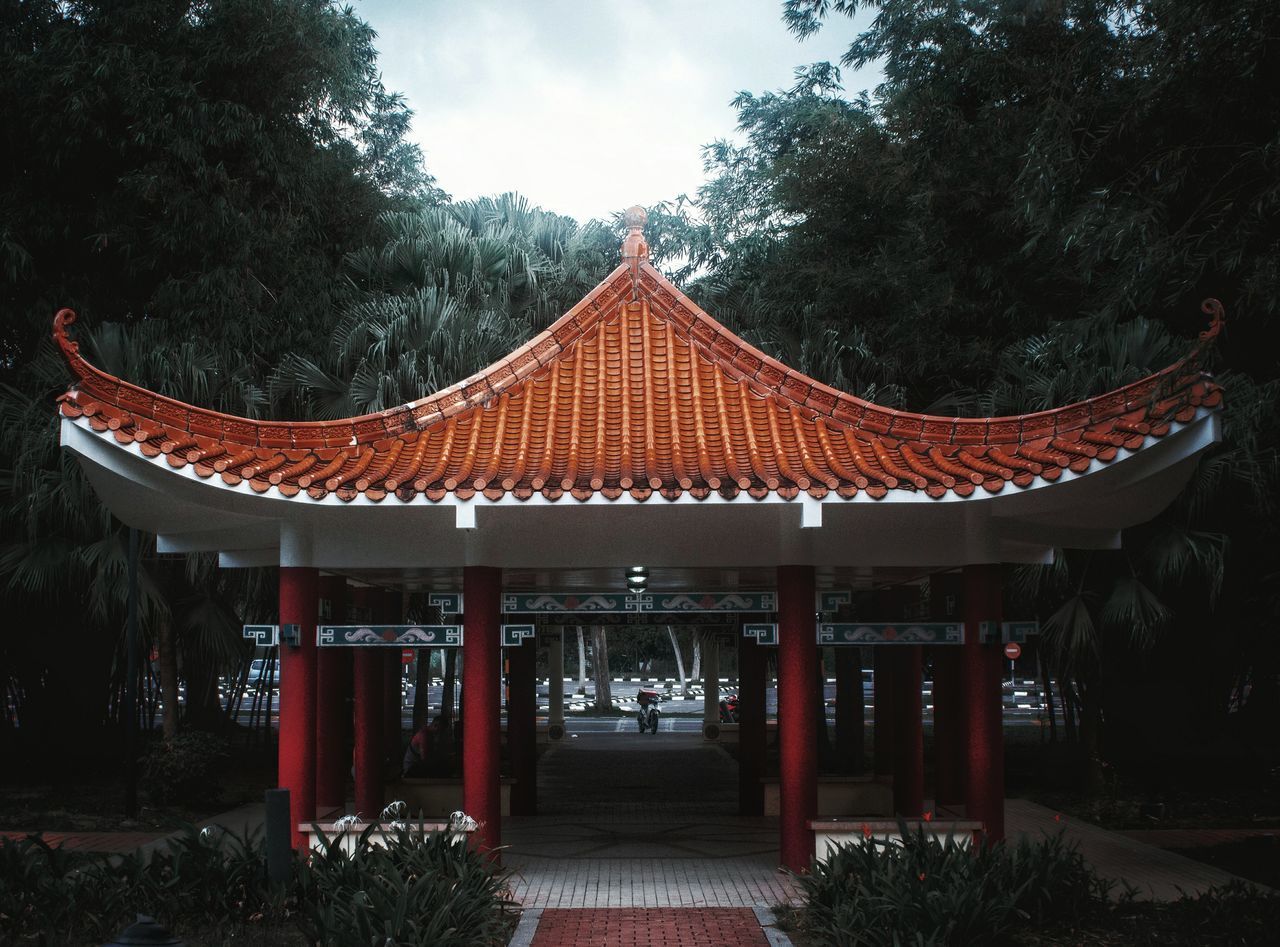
[743,623,779,646]
[979,621,1040,644]
[242,624,287,646]
[818,623,964,645]
[428,592,463,614]
[501,591,776,614]
[501,624,536,647]
[504,592,631,613]
[531,613,737,627]
[819,590,852,612]
[317,625,463,647]
[654,591,777,612]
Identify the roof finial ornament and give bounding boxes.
[621,205,649,299]
[621,205,649,263]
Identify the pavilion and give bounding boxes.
[54,207,1223,870]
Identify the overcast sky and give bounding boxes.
[355,0,879,224]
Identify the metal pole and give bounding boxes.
[125,526,139,819]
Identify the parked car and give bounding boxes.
[245,658,279,687]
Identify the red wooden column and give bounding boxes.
[315,576,350,814]
[381,589,403,766]
[507,635,538,816]
[737,630,767,816]
[278,566,319,850]
[930,572,965,808]
[963,563,1005,840]
[891,646,924,816]
[777,565,817,872]
[463,566,502,856]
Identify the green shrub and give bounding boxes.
[0,823,513,945]
[1120,880,1280,946]
[792,828,1111,946]
[295,824,517,946]
[0,826,279,944]
[141,732,230,806]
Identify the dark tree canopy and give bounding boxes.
[686,0,1279,408]
[1,0,442,393]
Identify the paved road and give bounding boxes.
[215,677,1057,729]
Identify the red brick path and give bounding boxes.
[531,908,768,946]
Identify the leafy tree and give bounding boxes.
[681,0,1280,781]
[0,0,437,757]
[275,194,616,417]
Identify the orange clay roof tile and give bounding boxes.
[53,239,1225,504]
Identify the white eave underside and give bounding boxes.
[60,411,1221,572]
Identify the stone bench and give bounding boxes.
[387,778,514,818]
[809,818,985,862]
[301,820,474,855]
[762,776,893,817]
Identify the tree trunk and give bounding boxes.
[1078,679,1105,796]
[1063,676,1079,744]
[1038,646,1058,744]
[833,646,863,774]
[412,649,433,731]
[667,626,687,696]
[691,636,702,683]
[440,648,457,728]
[592,626,612,713]
[182,653,224,731]
[816,660,832,757]
[576,625,588,695]
[157,617,180,739]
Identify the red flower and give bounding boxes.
[861,823,872,838]
[918,872,927,881]
[923,810,934,822]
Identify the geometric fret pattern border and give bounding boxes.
[501,624,536,647]
[979,620,1040,644]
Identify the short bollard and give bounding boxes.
[102,914,183,946]
[264,788,292,886]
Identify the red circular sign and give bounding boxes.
[1003,642,1022,660]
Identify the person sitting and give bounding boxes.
[401,718,440,777]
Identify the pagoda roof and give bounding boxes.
[54,211,1223,508]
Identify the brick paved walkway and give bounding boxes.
[507,733,800,911]
[1006,798,1263,900]
[530,908,769,946]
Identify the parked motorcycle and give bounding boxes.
[719,694,740,723]
[636,688,661,733]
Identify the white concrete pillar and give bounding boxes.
[702,633,721,739]
[548,628,566,740]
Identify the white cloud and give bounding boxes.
[355,0,878,223]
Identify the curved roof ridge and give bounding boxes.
[53,262,636,450]
[635,262,1225,446]
[51,209,1224,504]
